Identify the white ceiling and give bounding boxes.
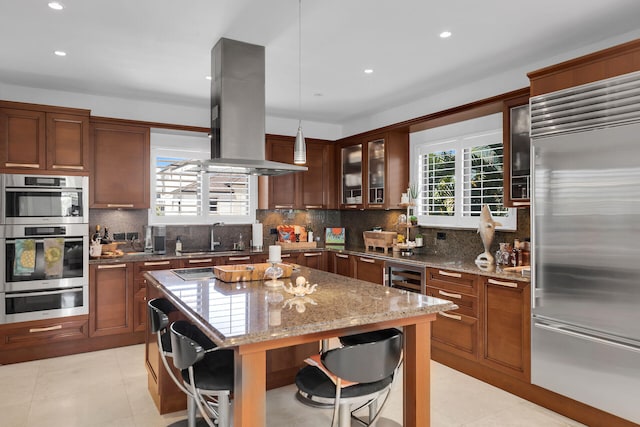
[1,0,640,127]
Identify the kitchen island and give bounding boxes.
[144,265,457,427]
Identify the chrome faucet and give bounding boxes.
[210,223,223,251]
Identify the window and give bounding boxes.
[410,114,516,230]
[149,130,256,225]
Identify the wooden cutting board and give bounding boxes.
[213,263,293,282]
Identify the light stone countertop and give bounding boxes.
[145,266,457,348]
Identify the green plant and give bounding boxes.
[415,233,423,239]
[408,183,419,200]
[305,224,313,232]
[409,215,417,221]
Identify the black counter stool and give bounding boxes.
[169,320,235,427]
[295,328,403,426]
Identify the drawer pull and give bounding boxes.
[438,311,462,321]
[29,324,63,333]
[5,162,40,168]
[359,257,375,264]
[106,203,134,208]
[281,253,291,258]
[143,261,171,266]
[438,270,462,278]
[304,252,321,257]
[343,205,358,209]
[189,258,213,264]
[438,290,462,299]
[52,164,84,170]
[274,205,293,209]
[336,254,349,259]
[97,263,127,269]
[305,205,323,209]
[228,256,251,261]
[488,278,518,288]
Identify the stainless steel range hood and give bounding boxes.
[191,38,306,176]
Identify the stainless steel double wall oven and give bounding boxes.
[0,174,89,323]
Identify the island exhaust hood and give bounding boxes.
[186,38,307,176]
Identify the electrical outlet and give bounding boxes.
[126,232,139,241]
[437,232,446,240]
[270,228,278,235]
[113,232,126,241]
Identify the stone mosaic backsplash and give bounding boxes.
[90,207,529,262]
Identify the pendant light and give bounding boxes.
[293,0,306,164]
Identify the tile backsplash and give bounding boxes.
[90,207,530,262]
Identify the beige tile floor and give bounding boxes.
[0,344,586,427]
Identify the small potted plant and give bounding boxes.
[408,183,419,202]
[415,233,423,247]
[409,215,418,226]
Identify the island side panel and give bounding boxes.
[403,318,432,427]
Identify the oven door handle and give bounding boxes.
[6,237,84,243]
[5,288,81,298]
[4,187,79,193]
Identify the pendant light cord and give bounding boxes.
[298,0,302,126]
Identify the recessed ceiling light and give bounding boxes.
[440,31,452,39]
[205,75,212,80]
[313,93,323,97]
[364,69,374,74]
[48,2,64,10]
[54,50,67,56]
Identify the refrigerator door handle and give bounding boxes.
[534,321,640,354]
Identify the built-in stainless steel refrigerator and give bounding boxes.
[530,70,640,425]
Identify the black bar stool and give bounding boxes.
[169,320,234,427]
[295,328,403,426]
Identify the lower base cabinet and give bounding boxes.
[353,255,385,285]
[295,251,326,270]
[330,252,353,277]
[480,276,530,381]
[89,263,134,337]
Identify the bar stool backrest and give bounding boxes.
[322,328,402,384]
[170,320,206,371]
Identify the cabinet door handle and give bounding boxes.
[107,203,134,208]
[438,290,462,299]
[188,258,213,264]
[488,278,518,288]
[143,261,171,266]
[97,263,127,269]
[336,254,349,259]
[228,256,251,261]
[438,311,462,321]
[274,205,294,209]
[343,204,358,209]
[368,204,383,208]
[305,205,323,209]
[29,324,63,333]
[5,162,40,168]
[359,257,375,264]
[512,201,530,207]
[281,253,291,258]
[304,253,321,257]
[52,164,84,170]
[438,270,462,278]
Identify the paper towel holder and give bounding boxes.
[252,221,264,251]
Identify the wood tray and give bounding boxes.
[276,241,317,250]
[213,263,293,282]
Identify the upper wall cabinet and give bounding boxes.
[502,94,530,207]
[338,131,408,210]
[90,120,150,209]
[265,135,335,210]
[0,102,90,174]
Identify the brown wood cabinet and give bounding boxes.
[329,252,353,277]
[133,259,179,333]
[353,255,385,285]
[90,120,150,208]
[480,276,530,381]
[426,268,479,361]
[338,130,409,210]
[0,316,89,364]
[0,102,90,173]
[295,250,326,270]
[89,263,134,337]
[265,135,334,209]
[502,92,531,207]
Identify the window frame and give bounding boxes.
[149,130,256,226]
[410,114,517,230]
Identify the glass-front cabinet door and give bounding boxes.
[341,144,362,207]
[503,93,530,207]
[367,138,385,207]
